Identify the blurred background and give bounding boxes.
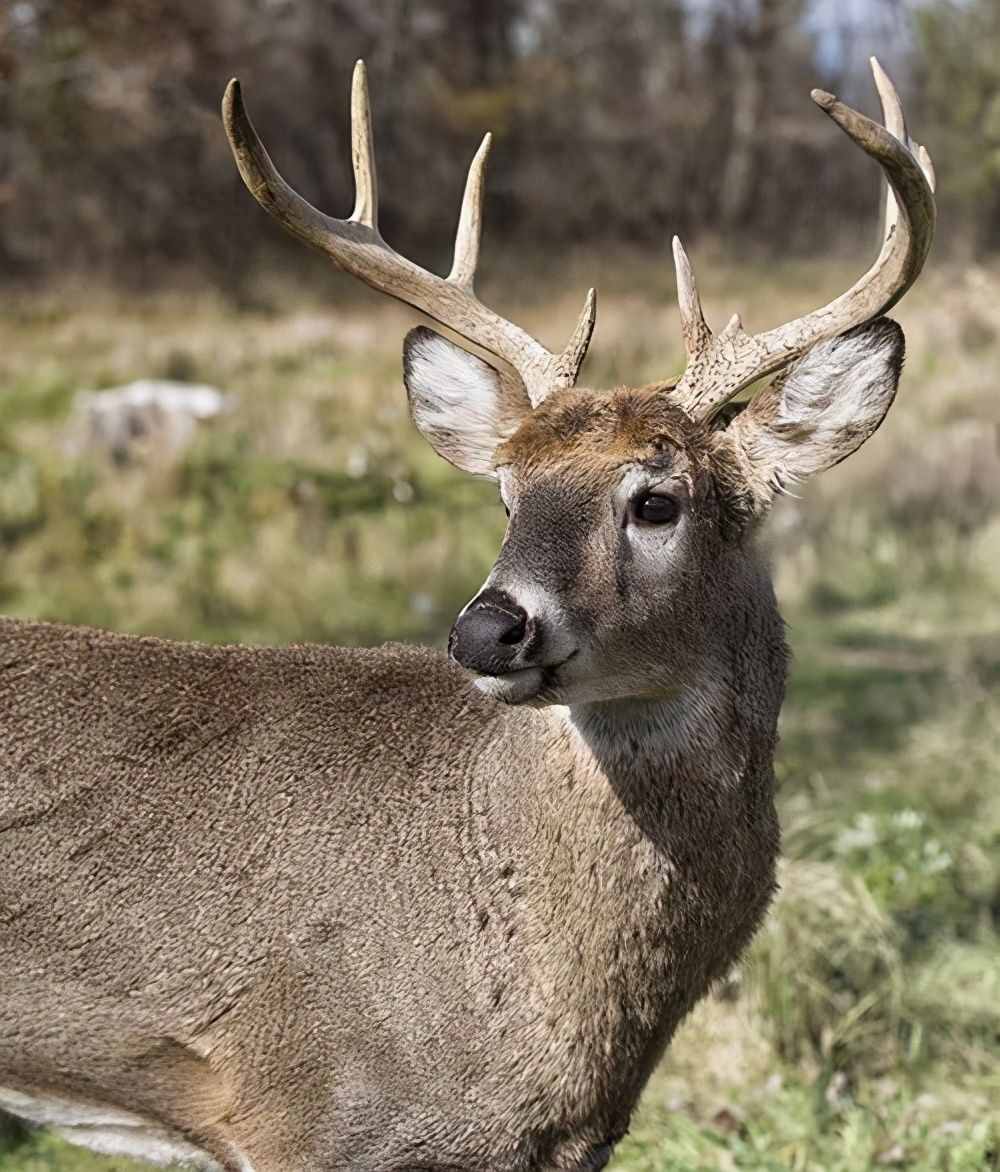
[1,1,998,1169]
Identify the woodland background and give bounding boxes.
[2,0,1000,284]
[1,1,999,1170]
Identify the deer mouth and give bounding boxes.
[472,652,577,706]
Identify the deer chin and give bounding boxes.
[473,666,547,705]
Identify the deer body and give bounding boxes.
[2,603,781,1171]
[0,55,934,1172]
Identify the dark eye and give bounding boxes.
[630,492,679,526]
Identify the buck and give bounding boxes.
[0,58,934,1171]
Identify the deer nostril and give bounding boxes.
[468,601,526,647]
[497,608,527,645]
[450,590,531,674]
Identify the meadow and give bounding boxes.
[1,254,998,1170]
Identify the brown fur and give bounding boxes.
[496,386,702,476]
[0,583,782,1169]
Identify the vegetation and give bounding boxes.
[0,258,997,1169]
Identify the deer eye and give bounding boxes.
[630,492,679,526]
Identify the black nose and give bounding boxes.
[449,588,529,675]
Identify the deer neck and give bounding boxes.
[499,673,780,1120]
[529,661,780,902]
[558,686,738,787]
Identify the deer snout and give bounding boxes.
[449,587,531,675]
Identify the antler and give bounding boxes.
[671,57,936,422]
[223,61,596,408]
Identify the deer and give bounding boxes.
[0,57,935,1172]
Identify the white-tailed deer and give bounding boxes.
[0,57,934,1172]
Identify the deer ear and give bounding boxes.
[731,318,905,499]
[403,327,531,476]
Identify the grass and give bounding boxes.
[0,256,998,1169]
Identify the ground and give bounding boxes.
[0,254,997,1170]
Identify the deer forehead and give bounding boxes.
[495,385,707,486]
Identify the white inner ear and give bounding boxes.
[739,320,904,489]
[405,329,513,476]
[772,329,898,444]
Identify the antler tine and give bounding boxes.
[554,287,598,386]
[870,58,936,196]
[871,56,906,238]
[223,78,351,258]
[672,236,712,363]
[671,58,936,422]
[918,144,936,194]
[870,57,936,241]
[448,133,491,291]
[349,60,378,229]
[222,64,596,408]
[871,56,907,143]
[448,132,594,381]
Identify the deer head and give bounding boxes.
[224,59,935,708]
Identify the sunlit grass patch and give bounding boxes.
[616,1065,999,1172]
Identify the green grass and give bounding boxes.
[1,263,998,1169]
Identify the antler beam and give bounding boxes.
[671,58,936,422]
[223,61,595,407]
